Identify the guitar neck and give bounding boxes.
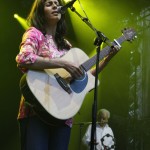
[81,35,126,71]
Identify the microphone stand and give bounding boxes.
[70,6,113,150]
[73,122,92,150]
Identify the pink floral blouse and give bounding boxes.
[16,27,73,127]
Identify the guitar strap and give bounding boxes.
[19,73,67,126]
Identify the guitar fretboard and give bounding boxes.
[81,35,126,71]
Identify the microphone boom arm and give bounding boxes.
[69,6,113,150]
[70,7,113,47]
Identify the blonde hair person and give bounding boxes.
[83,109,115,150]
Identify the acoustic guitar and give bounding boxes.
[20,28,136,124]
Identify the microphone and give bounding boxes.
[57,0,76,14]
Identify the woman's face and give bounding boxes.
[44,0,61,24]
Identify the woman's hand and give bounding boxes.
[62,61,84,79]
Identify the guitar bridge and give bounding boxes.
[54,73,72,94]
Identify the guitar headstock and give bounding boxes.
[122,28,137,42]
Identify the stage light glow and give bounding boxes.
[63,0,71,3]
[13,14,29,30]
[14,14,18,19]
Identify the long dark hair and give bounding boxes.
[27,0,70,50]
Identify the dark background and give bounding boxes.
[0,0,150,150]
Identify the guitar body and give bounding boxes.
[26,48,96,120]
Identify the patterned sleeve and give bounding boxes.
[16,28,39,65]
